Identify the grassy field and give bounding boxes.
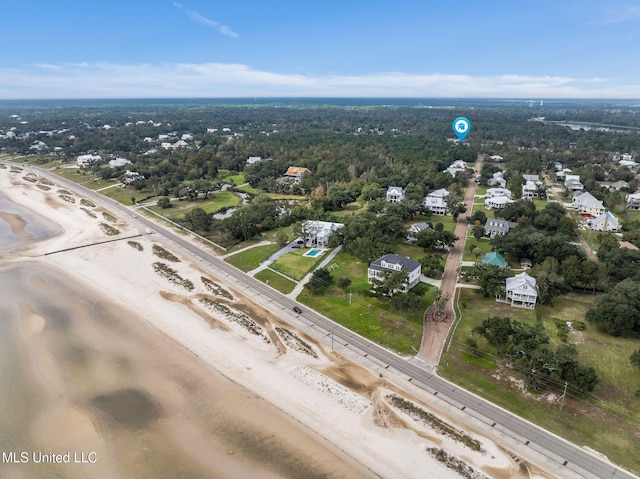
[297,250,434,355]
[224,244,282,272]
[462,237,494,261]
[148,191,239,221]
[254,269,296,294]
[440,289,640,474]
[270,248,328,281]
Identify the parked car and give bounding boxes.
[296,240,304,244]
[292,244,301,249]
[292,306,302,314]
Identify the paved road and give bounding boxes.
[13,162,638,479]
[420,154,484,364]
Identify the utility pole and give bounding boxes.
[349,291,352,305]
[560,381,568,412]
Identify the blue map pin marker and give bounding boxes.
[452,117,471,141]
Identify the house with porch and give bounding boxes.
[588,212,619,232]
[386,186,405,203]
[367,254,421,292]
[572,191,605,216]
[406,222,431,243]
[500,272,538,309]
[284,166,311,182]
[484,219,516,238]
[423,189,450,215]
[301,220,344,248]
[485,195,515,210]
[625,191,640,210]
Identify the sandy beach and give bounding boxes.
[0,164,560,478]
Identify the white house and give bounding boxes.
[301,220,344,248]
[122,170,142,185]
[423,189,450,215]
[502,272,538,309]
[487,171,507,188]
[486,187,512,199]
[386,186,405,203]
[246,156,262,166]
[76,154,101,168]
[485,195,515,210]
[600,180,629,191]
[489,155,504,162]
[406,222,431,242]
[484,219,516,238]
[108,157,131,168]
[626,191,640,210]
[564,174,584,191]
[588,212,619,232]
[367,254,421,292]
[573,191,605,216]
[444,160,468,177]
[522,180,541,199]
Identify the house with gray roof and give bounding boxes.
[386,186,405,203]
[588,211,619,232]
[423,189,450,215]
[626,191,640,210]
[572,191,605,216]
[502,272,538,309]
[406,222,431,243]
[367,254,421,292]
[483,219,516,238]
[301,220,344,248]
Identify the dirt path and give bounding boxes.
[419,154,484,365]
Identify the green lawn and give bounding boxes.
[462,237,494,261]
[148,191,239,221]
[332,202,367,217]
[236,183,263,195]
[254,269,296,294]
[270,249,328,281]
[441,289,640,474]
[296,250,434,355]
[224,244,282,272]
[52,167,115,189]
[391,241,429,262]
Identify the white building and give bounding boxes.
[502,272,538,309]
[406,222,431,243]
[367,254,421,293]
[485,195,516,210]
[573,191,605,216]
[301,220,344,248]
[246,156,263,166]
[564,174,584,191]
[625,191,640,210]
[423,189,450,215]
[486,187,512,199]
[588,212,619,232]
[444,160,468,177]
[76,154,101,168]
[386,186,405,203]
[521,180,540,199]
[108,157,131,168]
[487,171,507,188]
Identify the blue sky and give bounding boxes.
[1,0,639,99]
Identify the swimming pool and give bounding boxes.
[303,248,324,257]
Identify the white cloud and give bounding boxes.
[0,62,638,99]
[173,2,238,38]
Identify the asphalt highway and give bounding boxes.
[15,162,638,479]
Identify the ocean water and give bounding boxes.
[0,192,372,479]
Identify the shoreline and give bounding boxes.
[0,166,556,479]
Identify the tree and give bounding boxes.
[586,279,640,336]
[631,350,640,369]
[433,288,451,320]
[391,292,421,323]
[336,277,352,291]
[419,254,444,278]
[184,207,211,231]
[305,268,333,294]
[371,270,408,297]
[475,316,513,355]
[157,197,172,209]
[472,225,484,241]
[463,263,510,297]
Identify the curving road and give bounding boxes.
[10,161,637,479]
